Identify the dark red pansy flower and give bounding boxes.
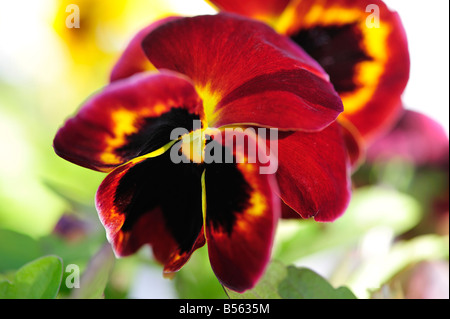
[54,13,351,292]
[207,0,410,147]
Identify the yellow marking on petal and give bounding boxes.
[253,13,283,29]
[234,190,268,233]
[237,163,268,219]
[114,140,176,170]
[180,129,205,164]
[111,109,141,136]
[140,59,157,73]
[99,153,122,166]
[276,2,392,116]
[273,6,296,34]
[195,84,222,128]
[339,60,383,114]
[152,102,170,115]
[276,3,361,34]
[305,7,361,27]
[141,139,178,159]
[340,20,391,115]
[247,191,267,217]
[100,109,142,164]
[201,169,207,231]
[99,105,170,164]
[103,135,177,174]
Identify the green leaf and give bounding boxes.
[39,231,106,267]
[278,266,356,299]
[0,229,42,272]
[175,246,228,299]
[0,255,63,299]
[69,243,115,299]
[225,260,356,299]
[225,261,286,299]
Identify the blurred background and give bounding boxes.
[0,0,448,299]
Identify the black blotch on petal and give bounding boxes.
[290,23,372,93]
[117,107,201,158]
[204,140,251,235]
[115,150,204,253]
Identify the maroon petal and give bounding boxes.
[276,122,352,222]
[203,129,280,292]
[53,71,202,172]
[142,13,343,131]
[95,150,206,272]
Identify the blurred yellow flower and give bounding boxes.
[52,0,174,66]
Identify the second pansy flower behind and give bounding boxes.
[207,0,410,145]
[53,13,351,292]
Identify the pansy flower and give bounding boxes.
[54,13,351,291]
[205,0,410,147]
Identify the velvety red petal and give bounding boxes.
[53,71,202,172]
[110,16,182,82]
[214,69,343,131]
[276,122,352,222]
[207,0,290,25]
[95,150,206,272]
[203,130,280,292]
[142,13,343,131]
[281,201,304,219]
[279,0,409,143]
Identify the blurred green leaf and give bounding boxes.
[347,234,449,298]
[38,164,104,208]
[278,266,356,299]
[174,246,227,299]
[374,159,415,191]
[0,229,42,272]
[225,260,356,299]
[0,255,63,299]
[0,180,67,237]
[104,255,142,299]
[274,186,422,264]
[225,260,286,299]
[39,229,105,266]
[69,243,115,299]
[39,232,107,297]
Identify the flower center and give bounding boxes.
[180,128,206,164]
